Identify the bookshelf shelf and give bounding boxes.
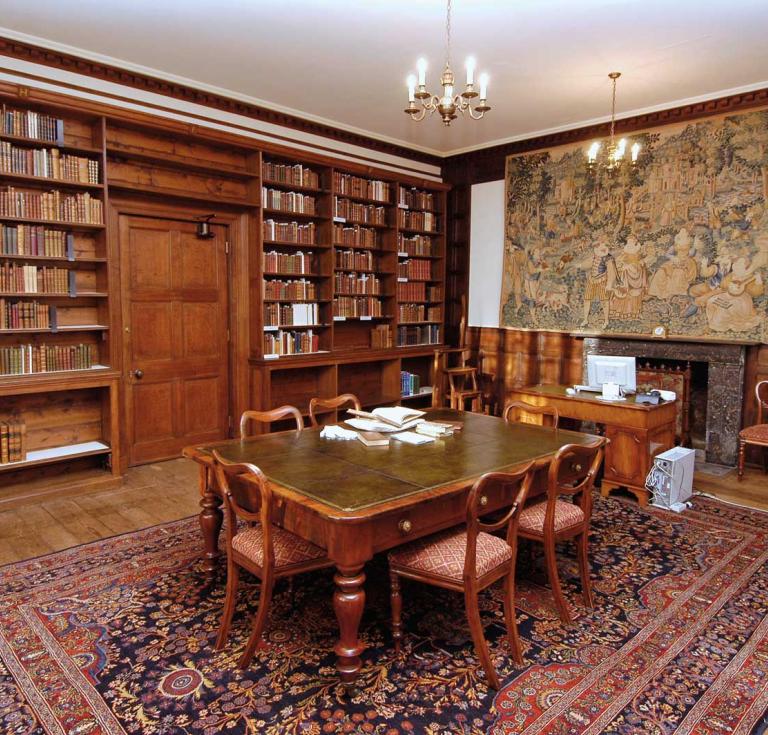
[332,217,390,230]
[263,208,324,220]
[334,192,390,206]
[263,323,329,330]
[0,132,102,155]
[0,253,107,263]
[0,216,105,230]
[398,226,441,236]
[263,240,327,249]
[0,325,109,334]
[0,440,110,474]
[261,179,328,194]
[0,171,103,190]
[263,271,325,278]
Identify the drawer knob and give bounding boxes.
[398,519,412,534]
[574,463,583,472]
[479,495,488,507]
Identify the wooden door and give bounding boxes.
[120,215,230,465]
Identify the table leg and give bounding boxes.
[333,563,366,685]
[198,465,223,575]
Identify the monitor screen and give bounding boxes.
[586,355,637,390]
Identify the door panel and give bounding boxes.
[120,215,229,465]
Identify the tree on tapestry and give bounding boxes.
[500,109,768,343]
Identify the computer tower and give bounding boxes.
[645,446,696,511]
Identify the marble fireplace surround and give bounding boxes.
[582,337,745,466]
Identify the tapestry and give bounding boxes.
[2,496,768,734]
[501,109,768,342]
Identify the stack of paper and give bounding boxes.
[392,431,435,445]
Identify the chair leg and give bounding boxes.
[543,538,572,625]
[215,561,240,650]
[738,439,745,481]
[503,572,524,666]
[390,569,403,654]
[576,532,593,609]
[763,446,768,475]
[238,576,275,669]
[464,586,499,689]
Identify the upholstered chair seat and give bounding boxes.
[518,499,585,534]
[388,528,514,581]
[739,424,768,442]
[232,525,326,568]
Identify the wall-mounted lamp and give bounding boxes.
[196,214,216,239]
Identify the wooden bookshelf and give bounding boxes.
[0,97,118,491]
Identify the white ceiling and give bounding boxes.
[1,0,767,157]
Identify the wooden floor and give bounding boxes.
[0,458,765,567]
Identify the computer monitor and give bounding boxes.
[586,355,637,391]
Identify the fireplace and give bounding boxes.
[583,338,745,466]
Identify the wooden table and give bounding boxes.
[184,408,601,687]
[507,385,676,505]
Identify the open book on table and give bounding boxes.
[345,406,426,433]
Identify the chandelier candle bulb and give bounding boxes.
[465,56,475,85]
[479,73,488,99]
[417,58,427,86]
[407,75,416,102]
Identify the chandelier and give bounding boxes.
[403,0,490,126]
[586,72,640,174]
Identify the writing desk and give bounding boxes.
[184,408,601,687]
[507,385,676,505]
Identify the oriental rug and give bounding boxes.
[1,495,767,735]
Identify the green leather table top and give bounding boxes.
[205,408,598,512]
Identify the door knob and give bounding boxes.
[132,369,144,379]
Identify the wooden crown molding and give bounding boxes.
[0,35,443,169]
[444,87,768,184]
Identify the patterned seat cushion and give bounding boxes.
[231,525,326,568]
[518,499,585,534]
[740,424,768,443]
[388,528,513,580]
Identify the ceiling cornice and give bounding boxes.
[0,33,445,168]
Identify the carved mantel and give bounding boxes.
[583,338,745,466]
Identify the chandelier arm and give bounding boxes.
[408,107,430,122]
[466,106,486,120]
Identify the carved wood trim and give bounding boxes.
[0,35,442,168]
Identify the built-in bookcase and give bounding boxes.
[0,96,119,491]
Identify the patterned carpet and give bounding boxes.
[1,494,767,734]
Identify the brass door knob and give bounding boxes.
[398,519,412,534]
[132,369,144,379]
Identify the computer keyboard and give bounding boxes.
[573,384,603,393]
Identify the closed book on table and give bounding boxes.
[356,431,389,447]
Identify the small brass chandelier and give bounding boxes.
[404,0,490,126]
[586,72,640,174]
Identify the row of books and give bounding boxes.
[0,300,56,330]
[263,250,314,275]
[333,172,390,202]
[2,106,64,144]
[334,273,381,296]
[398,259,434,280]
[262,161,320,189]
[398,187,437,211]
[398,304,441,323]
[0,187,104,224]
[262,188,316,214]
[0,342,94,375]
[0,418,25,464]
[263,219,316,244]
[334,198,386,225]
[396,281,427,301]
[0,144,100,184]
[333,296,383,318]
[263,278,317,301]
[370,324,392,349]
[401,370,421,397]
[332,223,378,248]
[264,302,320,327]
[398,233,436,257]
[264,329,320,357]
[1,225,74,258]
[0,264,72,294]
[335,249,374,270]
[399,209,438,232]
[397,324,441,346]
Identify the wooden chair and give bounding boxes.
[503,400,559,428]
[447,366,483,412]
[212,451,333,668]
[388,463,535,689]
[308,393,361,427]
[738,380,768,480]
[239,405,303,439]
[517,439,605,625]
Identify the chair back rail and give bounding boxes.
[240,405,303,438]
[757,380,768,425]
[503,400,559,428]
[308,393,362,427]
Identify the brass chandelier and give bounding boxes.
[586,72,640,174]
[404,0,490,126]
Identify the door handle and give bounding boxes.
[131,369,144,379]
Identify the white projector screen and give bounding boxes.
[468,179,505,328]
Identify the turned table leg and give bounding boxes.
[333,563,366,686]
[198,465,223,576]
